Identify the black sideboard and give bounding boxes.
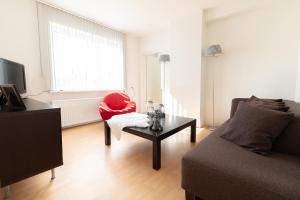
[0,98,63,197]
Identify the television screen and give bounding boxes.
[0,58,26,94]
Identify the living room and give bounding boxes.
[0,0,300,199]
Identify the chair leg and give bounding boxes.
[104,122,111,145]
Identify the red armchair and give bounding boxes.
[98,92,136,121]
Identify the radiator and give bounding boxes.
[52,97,103,128]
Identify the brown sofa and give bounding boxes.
[182,98,300,200]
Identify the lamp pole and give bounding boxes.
[212,64,215,129]
[206,44,223,130]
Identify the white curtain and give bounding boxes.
[37,3,124,91]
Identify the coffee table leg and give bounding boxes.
[153,139,161,170]
[104,121,111,145]
[191,120,196,143]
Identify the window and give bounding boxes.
[37,3,124,91]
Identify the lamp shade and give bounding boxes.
[207,45,223,56]
[159,54,170,63]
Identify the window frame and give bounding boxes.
[37,2,126,93]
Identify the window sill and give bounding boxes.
[49,90,124,94]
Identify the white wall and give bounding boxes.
[141,12,203,126]
[0,0,141,110]
[125,35,141,110]
[205,0,274,22]
[140,31,170,111]
[146,55,161,104]
[203,0,300,126]
[296,49,300,102]
[142,30,171,55]
[0,0,44,95]
[167,14,202,125]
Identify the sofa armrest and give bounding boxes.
[230,98,248,118]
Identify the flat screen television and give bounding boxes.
[0,58,26,94]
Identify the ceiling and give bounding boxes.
[39,0,231,37]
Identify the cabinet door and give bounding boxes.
[0,115,14,187]
[0,111,63,186]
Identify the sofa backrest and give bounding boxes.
[230,98,300,156]
[273,100,300,156]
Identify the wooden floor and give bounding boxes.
[0,122,210,200]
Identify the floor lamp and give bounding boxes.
[159,54,170,105]
[206,45,223,130]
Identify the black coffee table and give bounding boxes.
[104,115,197,170]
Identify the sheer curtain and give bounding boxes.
[37,3,124,91]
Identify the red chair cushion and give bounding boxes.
[103,92,130,110]
[98,92,136,121]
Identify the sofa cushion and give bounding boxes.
[221,102,294,155]
[273,100,300,156]
[230,97,285,118]
[248,96,289,112]
[182,123,300,200]
[249,95,283,102]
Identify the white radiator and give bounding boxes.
[52,97,103,128]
